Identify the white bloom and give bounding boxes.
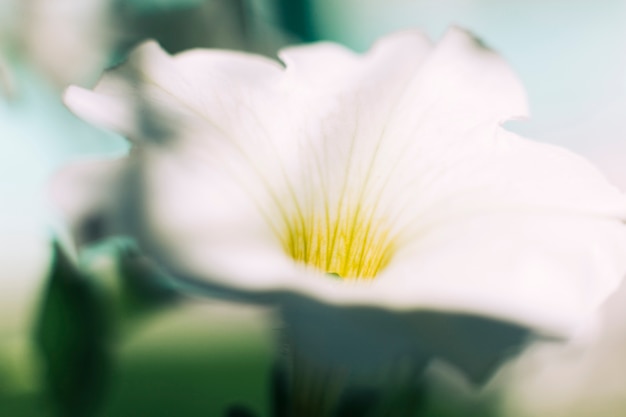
[0,0,117,88]
[497,273,626,417]
[56,27,626,381]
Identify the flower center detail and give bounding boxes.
[283,205,395,280]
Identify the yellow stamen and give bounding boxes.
[283,204,395,280]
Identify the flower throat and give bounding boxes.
[283,204,395,280]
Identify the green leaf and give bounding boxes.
[276,0,318,42]
[34,242,113,417]
[225,404,258,417]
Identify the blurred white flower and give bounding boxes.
[496,278,626,417]
[0,0,118,88]
[56,28,626,381]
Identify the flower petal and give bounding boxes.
[62,28,626,380]
[278,29,432,90]
[394,26,529,128]
[64,29,626,327]
[64,39,284,139]
[380,212,626,336]
[62,30,441,281]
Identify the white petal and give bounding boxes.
[77,31,439,282]
[391,27,529,130]
[380,213,626,336]
[377,129,626,247]
[169,211,626,335]
[68,30,626,308]
[63,29,626,374]
[64,86,136,137]
[500,280,626,417]
[278,29,432,90]
[64,40,284,139]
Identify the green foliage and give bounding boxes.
[276,0,318,42]
[34,242,114,417]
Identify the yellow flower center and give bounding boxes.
[283,204,395,280]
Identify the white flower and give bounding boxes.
[56,27,626,381]
[496,278,626,417]
[0,0,117,88]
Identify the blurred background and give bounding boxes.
[2,0,626,416]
